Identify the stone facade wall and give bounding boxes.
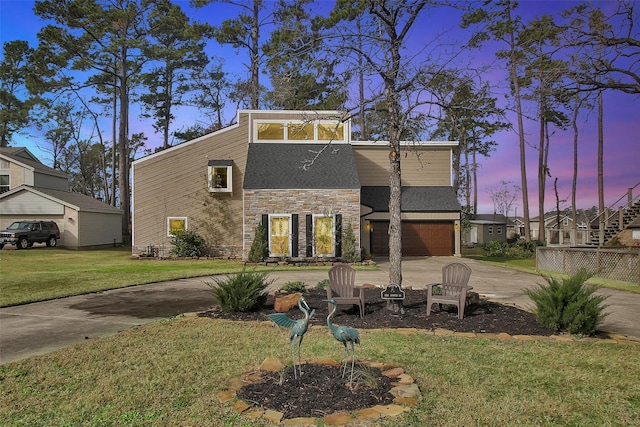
[243,189,361,260]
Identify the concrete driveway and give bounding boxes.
[1,257,638,364]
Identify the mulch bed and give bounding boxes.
[199,287,556,336]
[199,288,557,420]
[237,362,395,419]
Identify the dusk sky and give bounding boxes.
[1,0,638,217]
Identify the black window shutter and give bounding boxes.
[261,214,269,246]
[335,214,342,258]
[305,214,313,257]
[291,214,299,257]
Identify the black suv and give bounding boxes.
[0,220,61,249]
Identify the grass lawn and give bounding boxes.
[1,248,639,425]
[0,246,365,307]
[1,318,639,426]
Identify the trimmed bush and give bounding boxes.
[341,222,361,262]
[248,224,268,262]
[169,229,206,257]
[205,269,273,312]
[526,269,609,336]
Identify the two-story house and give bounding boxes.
[131,110,461,259]
[0,147,123,249]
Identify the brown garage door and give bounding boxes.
[371,221,453,256]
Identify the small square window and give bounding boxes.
[497,226,502,234]
[208,160,233,193]
[167,217,187,236]
[488,226,493,235]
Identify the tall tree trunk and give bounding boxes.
[111,72,117,207]
[571,89,579,243]
[250,0,260,109]
[357,18,366,140]
[507,1,531,241]
[537,93,546,242]
[597,87,604,243]
[118,53,131,241]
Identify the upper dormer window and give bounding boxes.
[208,160,233,193]
[254,120,345,143]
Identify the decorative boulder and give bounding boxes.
[274,292,302,313]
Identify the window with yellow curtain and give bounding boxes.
[314,215,334,256]
[167,217,187,236]
[318,123,344,140]
[257,123,285,140]
[269,215,290,256]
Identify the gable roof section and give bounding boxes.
[469,214,507,224]
[361,186,460,212]
[243,143,360,190]
[0,147,69,180]
[0,185,122,215]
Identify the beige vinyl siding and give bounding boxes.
[77,211,121,247]
[9,161,28,188]
[132,115,249,254]
[0,191,64,215]
[352,145,452,186]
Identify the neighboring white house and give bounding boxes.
[0,147,123,249]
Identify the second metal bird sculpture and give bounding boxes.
[267,295,315,379]
[323,298,361,388]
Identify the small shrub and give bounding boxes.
[281,281,307,293]
[169,229,206,257]
[526,269,609,336]
[248,224,268,262]
[315,278,330,290]
[341,222,361,262]
[205,269,273,312]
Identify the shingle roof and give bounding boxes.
[470,214,507,224]
[243,143,360,189]
[0,185,122,214]
[0,147,69,179]
[361,186,460,212]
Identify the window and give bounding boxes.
[269,215,291,257]
[497,226,503,235]
[314,215,334,257]
[254,120,346,142]
[318,123,344,140]
[257,123,285,140]
[488,226,493,235]
[208,160,233,192]
[167,217,187,236]
[562,218,569,227]
[0,175,8,194]
[0,159,9,168]
[288,123,314,140]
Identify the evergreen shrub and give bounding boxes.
[526,269,609,336]
[206,269,273,312]
[169,229,207,257]
[248,224,268,262]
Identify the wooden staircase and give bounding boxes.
[588,185,640,246]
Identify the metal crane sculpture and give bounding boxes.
[323,298,361,388]
[267,295,315,379]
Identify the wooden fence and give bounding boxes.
[536,247,640,284]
